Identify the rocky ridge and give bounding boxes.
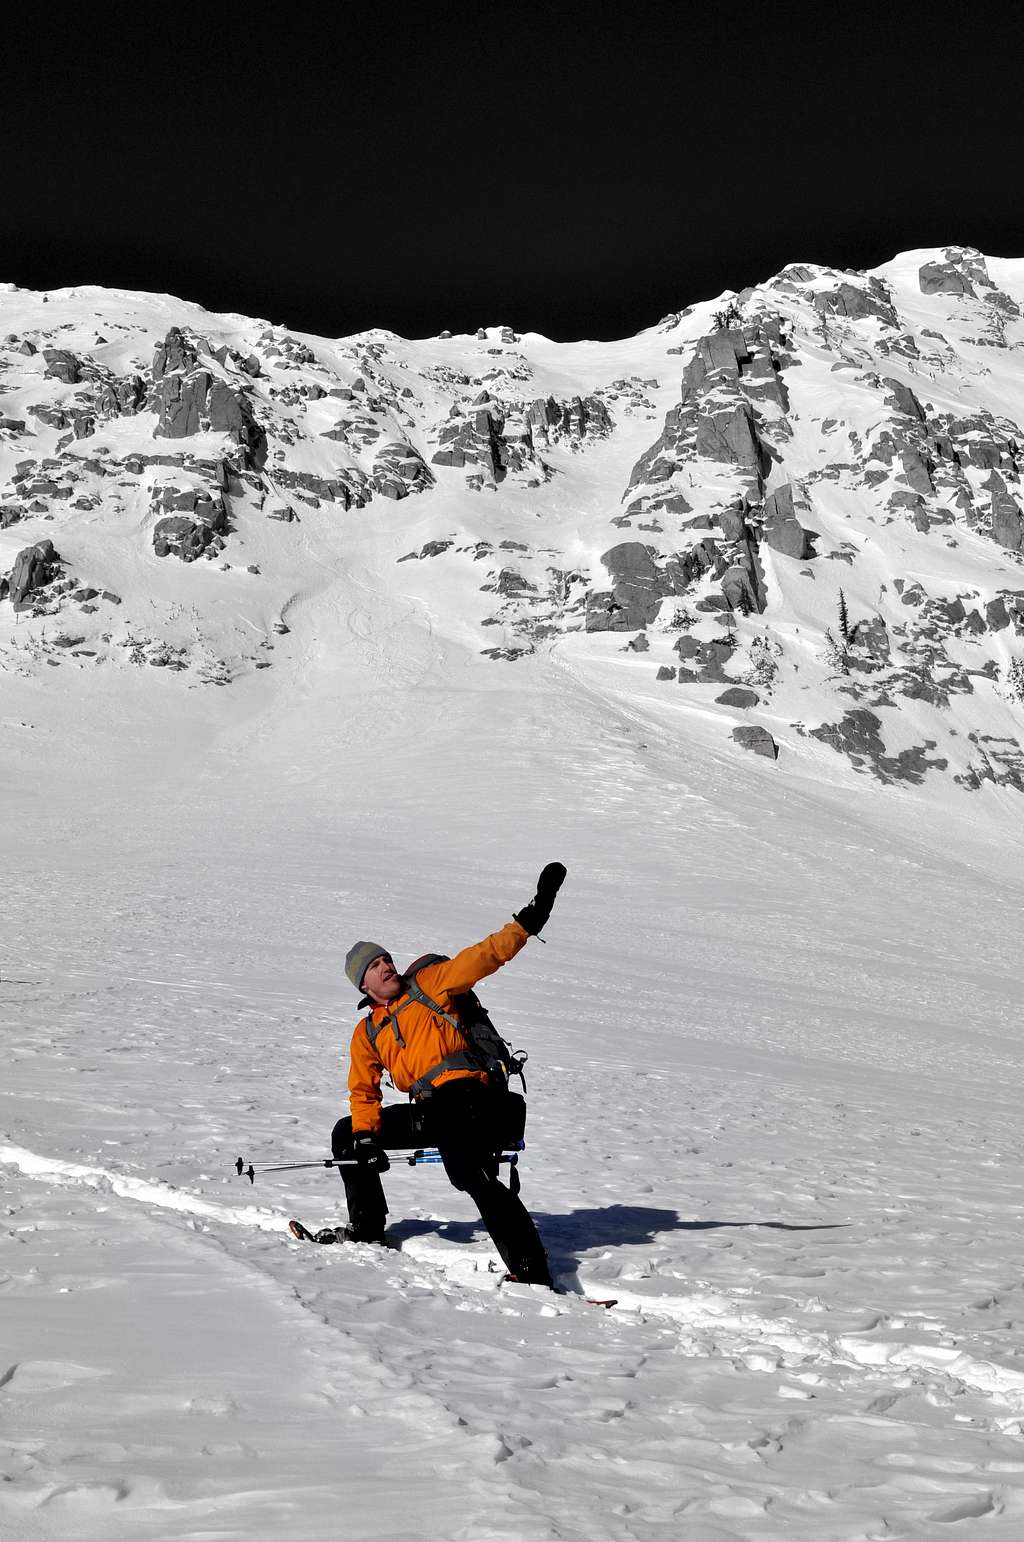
[4,249,1024,788]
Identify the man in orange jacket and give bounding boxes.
[331,863,566,1286]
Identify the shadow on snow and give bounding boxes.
[386,1204,849,1286]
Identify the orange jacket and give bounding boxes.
[347,920,529,1134]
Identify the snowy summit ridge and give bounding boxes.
[4,243,1024,791]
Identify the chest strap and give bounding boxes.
[366,977,484,1098]
[365,976,460,1052]
[365,998,408,1049]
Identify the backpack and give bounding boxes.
[365,952,528,1100]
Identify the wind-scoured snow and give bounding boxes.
[6,253,1024,1539]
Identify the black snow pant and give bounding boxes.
[330,1080,551,1286]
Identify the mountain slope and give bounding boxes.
[5,244,1024,795]
[8,251,1024,1539]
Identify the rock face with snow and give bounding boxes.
[431,390,610,488]
[6,538,61,608]
[732,724,778,759]
[151,329,267,469]
[761,483,812,559]
[152,483,230,561]
[5,246,1024,789]
[586,542,695,632]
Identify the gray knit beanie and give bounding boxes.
[345,940,389,992]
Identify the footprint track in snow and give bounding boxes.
[8,1139,1024,1438]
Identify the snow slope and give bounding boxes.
[7,253,1024,1539]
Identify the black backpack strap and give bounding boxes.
[399,975,490,1097]
[403,975,461,1029]
[364,974,459,1053]
[408,1050,482,1098]
[365,1000,409,1050]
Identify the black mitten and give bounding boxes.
[353,1132,391,1172]
[514,862,567,936]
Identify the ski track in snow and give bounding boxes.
[8,1137,1024,1422]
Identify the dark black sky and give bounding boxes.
[8,3,1024,340]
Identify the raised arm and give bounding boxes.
[421,864,567,998]
[421,920,530,997]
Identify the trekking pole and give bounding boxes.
[393,1143,524,1168]
[234,1142,525,1185]
[234,1155,357,1183]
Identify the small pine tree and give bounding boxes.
[712,300,743,331]
[1004,657,1024,705]
[822,628,849,676]
[746,636,780,688]
[838,589,851,644]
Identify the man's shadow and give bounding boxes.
[537,1206,848,1290]
[387,1204,847,1289]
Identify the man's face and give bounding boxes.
[362,953,401,1004]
